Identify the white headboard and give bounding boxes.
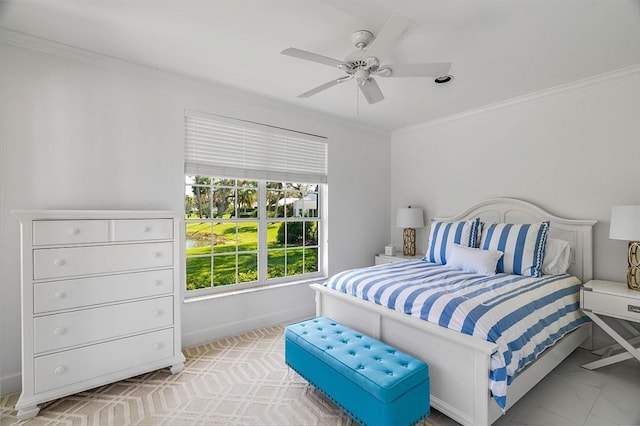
[434,198,597,282]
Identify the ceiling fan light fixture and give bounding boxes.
[434,74,454,84]
[355,69,370,85]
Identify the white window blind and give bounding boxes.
[185,110,327,183]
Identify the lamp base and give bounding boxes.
[628,241,640,291]
[403,228,416,256]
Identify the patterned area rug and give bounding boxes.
[1,324,435,425]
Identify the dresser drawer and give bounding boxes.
[112,219,173,242]
[33,242,173,280]
[34,328,174,394]
[34,269,174,314]
[582,290,640,323]
[34,296,174,354]
[33,220,109,246]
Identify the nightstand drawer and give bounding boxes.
[33,220,110,246]
[375,254,423,265]
[34,296,174,354]
[582,290,640,323]
[34,269,174,314]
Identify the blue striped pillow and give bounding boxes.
[425,218,481,264]
[479,222,550,277]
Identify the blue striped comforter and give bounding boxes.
[323,259,588,409]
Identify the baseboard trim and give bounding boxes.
[181,304,315,349]
[0,372,22,397]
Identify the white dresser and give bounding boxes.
[12,210,185,419]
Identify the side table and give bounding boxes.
[580,280,640,370]
[374,253,424,265]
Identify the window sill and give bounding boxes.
[183,277,327,304]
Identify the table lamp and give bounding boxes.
[396,206,424,256]
[609,205,640,290]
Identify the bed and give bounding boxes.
[311,198,596,426]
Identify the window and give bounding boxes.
[184,110,327,295]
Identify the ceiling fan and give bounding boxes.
[281,15,452,105]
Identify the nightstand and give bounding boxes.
[580,280,640,370]
[374,253,424,265]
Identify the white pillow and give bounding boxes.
[446,244,504,276]
[542,238,571,275]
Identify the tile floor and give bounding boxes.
[428,348,640,425]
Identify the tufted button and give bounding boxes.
[401,363,408,367]
[388,349,397,354]
[357,365,364,370]
[364,345,371,349]
[355,335,363,339]
[327,346,333,350]
[342,339,349,344]
[349,350,356,356]
[302,331,308,335]
[321,336,327,339]
[374,357,381,362]
[386,371,394,376]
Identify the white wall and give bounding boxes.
[390,68,639,282]
[0,41,391,394]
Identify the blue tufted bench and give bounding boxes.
[285,317,430,426]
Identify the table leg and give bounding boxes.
[581,312,640,370]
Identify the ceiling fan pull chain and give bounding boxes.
[356,82,360,119]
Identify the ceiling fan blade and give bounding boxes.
[359,78,385,104]
[298,78,344,98]
[366,15,418,59]
[383,62,452,77]
[281,47,346,68]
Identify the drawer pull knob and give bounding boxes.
[152,280,162,286]
[53,327,66,336]
[152,310,162,317]
[152,343,162,350]
[54,259,66,266]
[151,251,161,258]
[68,228,80,235]
[142,226,151,232]
[54,366,66,375]
[54,292,66,299]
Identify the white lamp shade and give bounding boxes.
[396,207,424,229]
[609,205,640,241]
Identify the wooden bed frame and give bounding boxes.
[311,198,597,426]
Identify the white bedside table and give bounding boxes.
[374,253,424,265]
[580,280,640,370]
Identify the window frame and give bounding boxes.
[185,177,325,297]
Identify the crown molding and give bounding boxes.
[1,27,160,73]
[393,63,640,137]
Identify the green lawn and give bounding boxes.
[185,221,317,290]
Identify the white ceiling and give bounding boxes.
[1,0,639,132]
